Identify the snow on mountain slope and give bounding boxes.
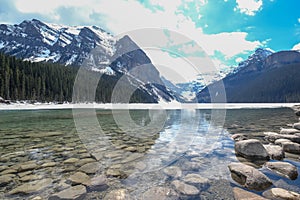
[0,19,176,102]
[0,19,115,69]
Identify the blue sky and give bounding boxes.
[0,0,300,78]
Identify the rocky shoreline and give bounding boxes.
[0,108,299,199]
[229,105,300,199]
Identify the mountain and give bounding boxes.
[0,19,115,66]
[0,19,174,103]
[196,49,300,103]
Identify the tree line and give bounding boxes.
[0,53,155,103]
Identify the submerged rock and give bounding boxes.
[235,139,269,160]
[78,162,100,174]
[182,174,209,187]
[63,158,79,164]
[228,163,272,191]
[18,163,38,172]
[103,189,131,200]
[85,175,108,192]
[49,185,87,200]
[265,161,298,180]
[0,174,15,186]
[9,178,52,195]
[233,187,268,200]
[171,180,199,195]
[142,186,178,200]
[263,188,300,200]
[263,144,285,160]
[68,172,90,185]
[163,166,182,179]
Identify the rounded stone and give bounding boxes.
[235,139,269,160]
[228,162,272,191]
[163,166,182,178]
[171,180,199,195]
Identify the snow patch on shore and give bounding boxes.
[0,102,297,111]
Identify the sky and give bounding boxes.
[0,0,300,82]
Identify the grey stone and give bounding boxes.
[233,187,268,200]
[182,174,209,187]
[0,174,15,186]
[41,162,56,168]
[68,172,90,185]
[263,188,300,200]
[163,166,182,178]
[9,178,52,194]
[20,174,43,182]
[78,162,100,174]
[103,189,131,200]
[263,144,285,160]
[265,161,298,180]
[228,162,272,191]
[282,142,300,154]
[265,132,300,144]
[63,158,79,164]
[275,138,291,145]
[142,186,178,200]
[49,185,87,200]
[235,139,269,160]
[0,169,17,175]
[171,180,199,195]
[18,163,38,172]
[293,122,300,130]
[280,128,300,135]
[85,175,108,192]
[231,134,247,141]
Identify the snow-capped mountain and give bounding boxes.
[196,49,300,103]
[231,48,274,75]
[0,19,115,67]
[0,19,175,102]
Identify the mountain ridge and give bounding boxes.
[0,19,175,103]
[196,49,300,103]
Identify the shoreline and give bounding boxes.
[0,102,298,110]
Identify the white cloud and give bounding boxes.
[292,43,300,51]
[235,0,263,16]
[298,18,300,23]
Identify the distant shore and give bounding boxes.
[0,102,298,110]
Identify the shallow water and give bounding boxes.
[0,108,299,199]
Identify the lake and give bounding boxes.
[0,108,299,199]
